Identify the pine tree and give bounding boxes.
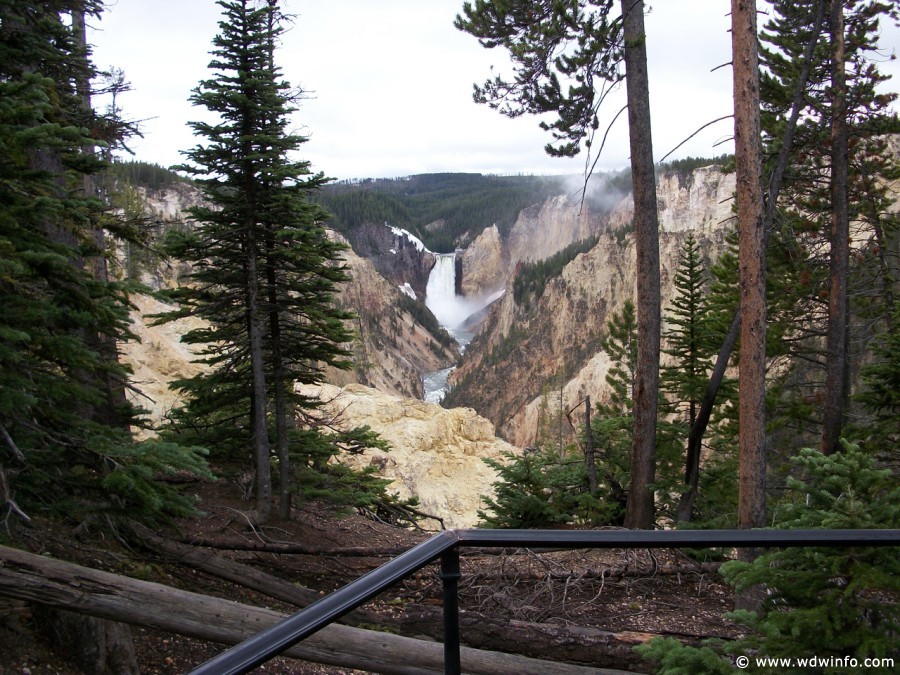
[639,443,899,672]
[759,0,900,455]
[160,0,354,523]
[662,234,710,431]
[661,234,713,522]
[0,1,208,525]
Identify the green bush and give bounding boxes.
[478,446,622,528]
[638,443,899,674]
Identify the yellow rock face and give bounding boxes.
[300,383,517,529]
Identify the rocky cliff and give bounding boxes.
[447,165,736,446]
[460,193,606,298]
[342,221,435,301]
[301,383,514,528]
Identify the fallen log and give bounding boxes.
[397,607,665,672]
[129,525,389,629]
[0,544,632,675]
[178,536,415,557]
[135,528,710,671]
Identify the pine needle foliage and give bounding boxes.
[156,1,407,521]
[638,443,899,673]
[0,1,210,528]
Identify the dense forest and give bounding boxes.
[317,170,637,253]
[317,172,568,252]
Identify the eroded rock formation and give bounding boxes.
[448,166,736,446]
[301,383,513,528]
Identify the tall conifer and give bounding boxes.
[163,0,353,523]
[0,1,208,524]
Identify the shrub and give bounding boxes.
[638,443,899,674]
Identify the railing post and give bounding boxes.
[440,547,461,674]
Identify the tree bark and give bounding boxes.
[620,0,661,531]
[732,0,767,532]
[34,606,139,675]
[247,240,273,524]
[732,0,767,612]
[0,545,618,675]
[680,0,827,517]
[176,536,418,556]
[585,397,598,493]
[676,311,740,523]
[821,0,849,456]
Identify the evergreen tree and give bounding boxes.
[639,443,899,673]
[160,0,354,523]
[853,305,900,462]
[661,234,712,522]
[759,0,899,455]
[0,0,207,526]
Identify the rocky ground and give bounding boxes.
[0,473,741,674]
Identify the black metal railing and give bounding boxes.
[189,528,900,674]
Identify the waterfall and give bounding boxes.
[425,252,478,329]
[423,252,479,403]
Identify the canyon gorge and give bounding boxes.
[121,154,874,528]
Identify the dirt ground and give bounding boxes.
[0,474,742,674]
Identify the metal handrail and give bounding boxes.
[190,528,900,674]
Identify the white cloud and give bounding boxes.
[89,0,899,180]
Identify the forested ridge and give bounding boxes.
[317,172,569,252]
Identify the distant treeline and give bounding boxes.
[317,173,567,253]
[107,159,188,191]
[658,153,734,174]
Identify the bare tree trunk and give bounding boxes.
[680,0,827,514]
[247,242,273,524]
[620,0,661,530]
[585,397,598,493]
[72,9,130,430]
[732,0,767,612]
[821,0,849,456]
[35,606,138,675]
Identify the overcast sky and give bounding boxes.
[89,1,899,181]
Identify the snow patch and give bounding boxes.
[389,225,428,253]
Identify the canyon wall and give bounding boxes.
[460,193,606,298]
[326,234,459,399]
[448,166,736,446]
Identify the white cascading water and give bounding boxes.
[423,252,476,403]
[425,253,468,329]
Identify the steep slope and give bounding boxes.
[301,383,514,528]
[460,193,607,297]
[447,165,736,446]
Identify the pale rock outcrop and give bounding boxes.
[138,182,206,221]
[506,194,599,267]
[301,383,514,529]
[119,294,208,434]
[459,194,605,299]
[460,224,506,296]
